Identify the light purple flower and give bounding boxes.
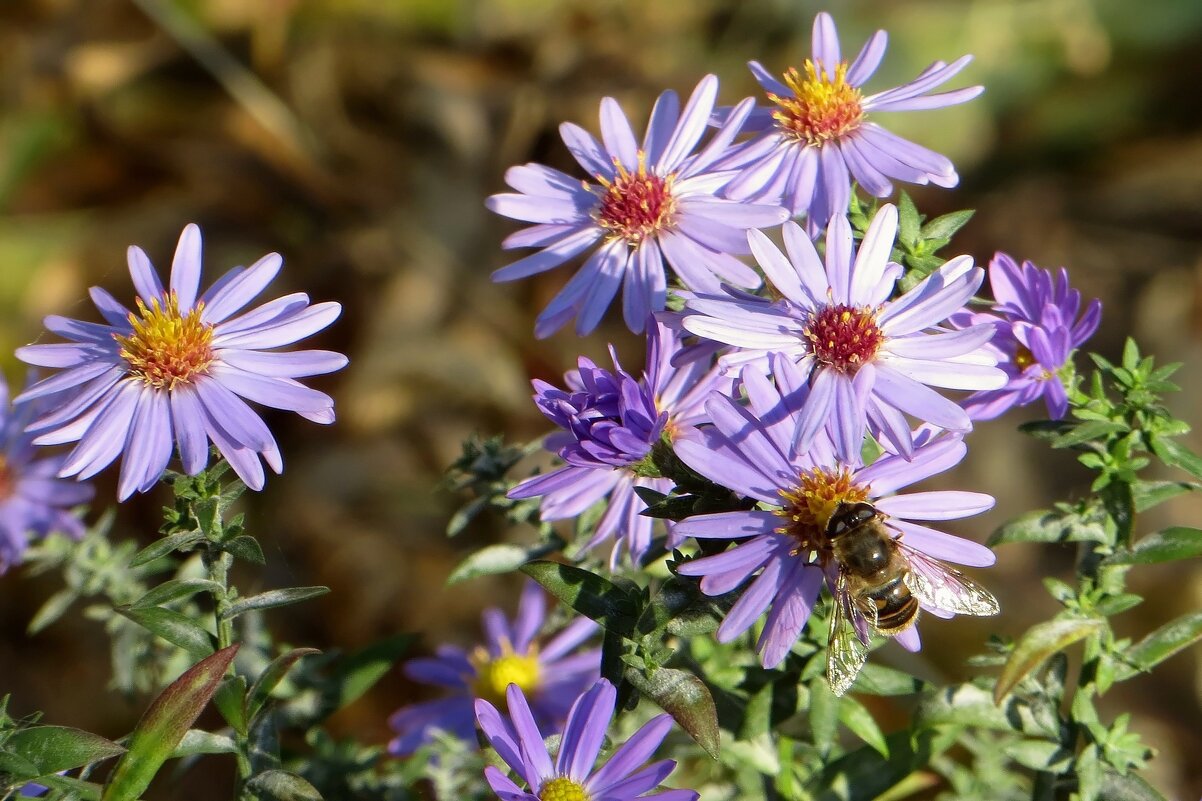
[388,581,599,756]
[718,11,983,234]
[950,253,1101,421]
[488,75,788,338]
[16,224,347,499]
[474,678,698,801]
[672,358,996,669]
[681,205,1005,461]
[509,319,730,567]
[0,374,93,572]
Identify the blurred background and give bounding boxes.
[1,0,1201,797]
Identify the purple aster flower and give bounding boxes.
[16,224,347,499]
[681,205,1005,461]
[672,358,996,672]
[488,75,788,338]
[388,581,599,756]
[950,253,1101,421]
[474,678,698,801]
[0,374,93,572]
[509,319,731,567]
[719,11,983,234]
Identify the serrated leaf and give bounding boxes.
[838,696,888,757]
[995,618,1104,702]
[170,729,238,758]
[919,209,974,242]
[521,561,637,634]
[221,587,329,620]
[115,606,213,658]
[246,648,321,723]
[448,540,562,585]
[623,666,719,759]
[130,531,204,568]
[1116,611,1202,679]
[27,589,79,634]
[4,726,125,776]
[1105,527,1202,565]
[101,645,239,801]
[245,770,323,800]
[223,535,266,565]
[130,579,222,610]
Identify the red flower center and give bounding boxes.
[595,154,677,245]
[115,294,215,389]
[770,60,864,147]
[804,304,885,372]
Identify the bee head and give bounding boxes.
[826,501,879,539]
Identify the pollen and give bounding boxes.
[595,151,678,246]
[776,466,869,557]
[114,294,215,390]
[1013,344,1036,372]
[770,60,864,147]
[470,642,541,706]
[538,776,591,801]
[803,303,885,373]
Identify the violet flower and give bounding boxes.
[681,205,1004,461]
[950,253,1101,421]
[388,581,599,756]
[488,75,787,337]
[719,11,983,234]
[474,678,698,801]
[672,358,996,669]
[16,224,347,498]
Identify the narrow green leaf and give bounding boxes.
[1116,611,1202,679]
[170,729,238,758]
[130,579,222,609]
[221,587,329,620]
[1150,435,1202,481]
[808,678,838,754]
[129,531,203,568]
[27,589,79,634]
[990,509,1106,546]
[995,617,1104,702]
[521,561,637,634]
[623,666,719,760]
[1098,768,1168,801]
[213,676,248,736]
[246,648,321,722]
[1105,527,1202,565]
[1007,739,1072,772]
[809,730,946,801]
[838,696,888,757]
[635,576,725,638]
[4,726,125,775]
[26,774,104,801]
[896,191,921,246]
[116,606,214,658]
[246,770,323,800]
[915,683,1057,738]
[101,644,239,801]
[1051,420,1128,448]
[919,208,974,242]
[223,535,266,565]
[446,495,489,537]
[1132,480,1199,513]
[850,664,927,696]
[448,541,560,585]
[331,634,415,710]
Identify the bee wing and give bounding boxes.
[827,572,869,697]
[899,542,1000,618]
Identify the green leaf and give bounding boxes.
[447,540,563,585]
[915,683,1058,738]
[446,495,490,537]
[1116,611,1202,679]
[995,617,1104,702]
[1150,435,1202,481]
[896,191,920,247]
[1098,768,1168,801]
[809,730,945,801]
[919,208,974,242]
[246,648,321,723]
[223,535,266,565]
[27,588,79,634]
[989,509,1106,546]
[635,576,725,638]
[115,606,214,658]
[808,678,838,754]
[221,587,329,620]
[169,729,238,758]
[1051,420,1128,448]
[130,578,222,609]
[330,634,415,711]
[213,676,248,736]
[3,726,125,775]
[1105,527,1202,565]
[521,561,637,634]
[26,774,104,801]
[101,644,239,801]
[838,696,888,757]
[1132,480,1199,513]
[623,666,719,760]
[850,664,927,696]
[129,531,204,568]
[245,769,323,800]
[1006,739,1072,772]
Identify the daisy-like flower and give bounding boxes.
[388,581,599,756]
[681,204,1005,460]
[509,319,730,567]
[474,678,698,801]
[950,253,1101,421]
[719,11,983,234]
[0,374,93,572]
[488,75,788,338]
[16,224,347,499]
[672,358,996,669]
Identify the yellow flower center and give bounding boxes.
[775,466,869,557]
[770,60,864,147]
[114,294,215,389]
[539,776,591,801]
[595,152,678,246]
[1013,344,1036,371]
[470,644,542,706]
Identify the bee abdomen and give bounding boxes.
[863,575,920,633]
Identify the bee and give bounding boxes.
[824,501,999,696]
